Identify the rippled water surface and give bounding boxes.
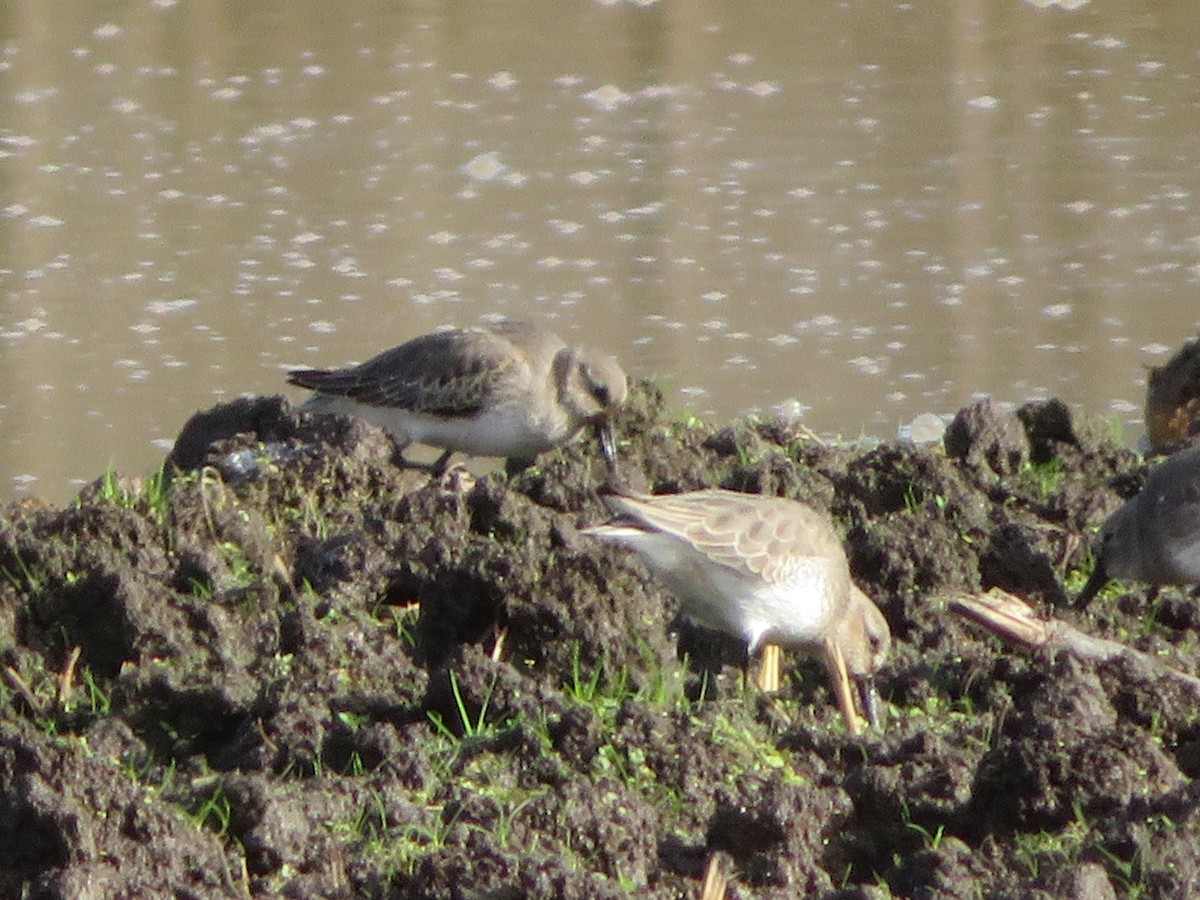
[2,0,1199,502]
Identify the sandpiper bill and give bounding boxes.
[287,320,628,476]
[584,489,891,731]
[1076,445,1200,608]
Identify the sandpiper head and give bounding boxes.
[557,347,628,472]
[839,586,891,728]
[1075,501,1136,608]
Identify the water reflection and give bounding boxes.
[1,0,1198,502]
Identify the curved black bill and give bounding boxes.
[596,420,619,478]
[1074,559,1109,610]
[858,676,883,731]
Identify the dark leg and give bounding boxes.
[390,439,454,476]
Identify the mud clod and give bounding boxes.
[3,384,1200,897]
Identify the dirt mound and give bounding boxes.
[3,386,1200,898]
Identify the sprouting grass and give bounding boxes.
[901,802,946,851]
[0,546,48,597]
[80,666,111,715]
[1009,803,1091,880]
[902,482,946,514]
[1022,457,1066,500]
[190,780,233,838]
[95,459,173,526]
[426,669,501,742]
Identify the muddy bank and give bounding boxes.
[3,385,1200,898]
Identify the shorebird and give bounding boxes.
[1076,445,1200,608]
[583,489,891,731]
[287,320,628,476]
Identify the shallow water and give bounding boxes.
[1,0,1198,503]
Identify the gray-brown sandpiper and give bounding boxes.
[583,488,891,730]
[287,320,628,475]
[1076,444,1200,608]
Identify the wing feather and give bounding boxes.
[288,324,553,416]
[602,489,847,585]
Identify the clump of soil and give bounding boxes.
[3,385,1199,898]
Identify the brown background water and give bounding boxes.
[1,0,1198,503]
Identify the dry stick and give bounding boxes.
[198,465,227,546]
[823,637,863,736]
[56,645,82,710]
[490,625,508,663]
[756,642,783,693]
[950,588,1200,695]
[698,851,730,900]
[3,666,47,717]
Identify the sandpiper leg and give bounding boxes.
[822,638,862,735]
[389,439,452,475]
[755,642,783,693]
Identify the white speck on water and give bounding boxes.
[93,23,122,39]
[848,356,886,376]
[967,95,999,110]
[584,84,629,111]
[488,71,517,90]
[147,300,199,316]
[308,320,336,334]
[29,215,64,228]
[1141,343,1172,355]
[331,257,364,276]
[463,151,505,181]
[1042,304,1073,319]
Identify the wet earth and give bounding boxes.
[4,383,1200,898]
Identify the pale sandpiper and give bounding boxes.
[1076,445,1200,608]
[287,320,628,475]
[583,489,891,731]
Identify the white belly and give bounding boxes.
[615,531,840,651]
[307,394,576,458]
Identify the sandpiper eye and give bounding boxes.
[583,365,610,404]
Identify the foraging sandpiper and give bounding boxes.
[584,488,891,730]
[1076,445,1200,608]
[288,320,628,476]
